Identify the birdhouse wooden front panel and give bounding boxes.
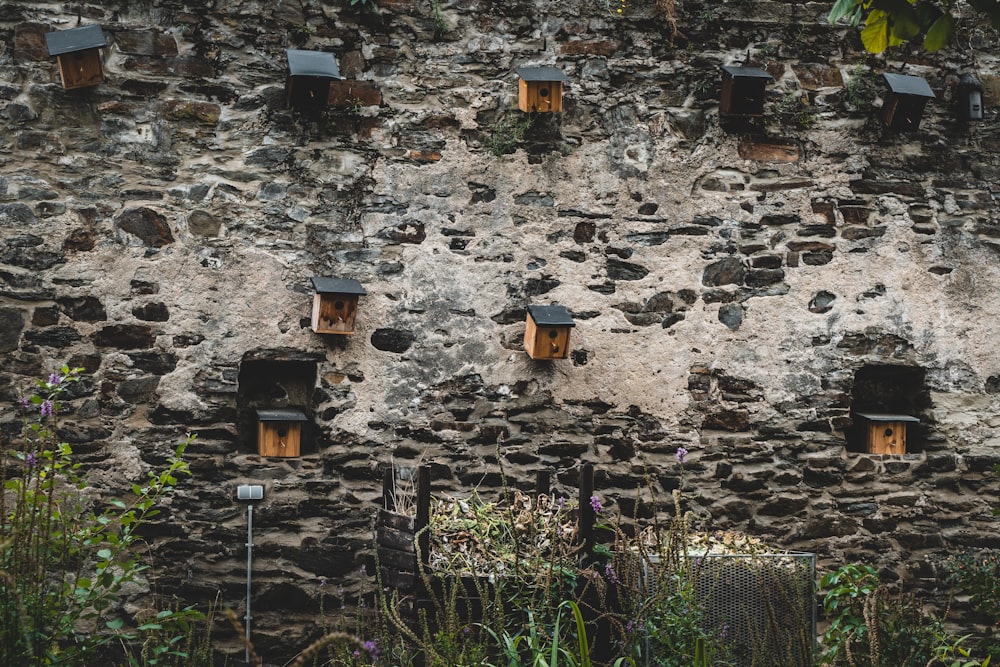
[524,305,575,360]
[312,292,359,334]
[256,409,306,457]
[883,95,930,131]
[57,49,104,90]
[525,321,571,359]
[287,76,331,110]
[519,79,563,113]
[722,78,764,115]
[258,420,301,457]
[865,420,907,455]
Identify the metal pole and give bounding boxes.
[245,503,254,665]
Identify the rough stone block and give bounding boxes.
[164,99,221,126]
[13,23,50,62]
[738,138,800,163]
[114,30,179,57]
[559,40,619,56]
[328,80,382,108]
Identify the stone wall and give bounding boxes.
[2,0,1000,660]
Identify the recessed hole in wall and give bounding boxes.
[237,357,317,454]
[845,364,930,454]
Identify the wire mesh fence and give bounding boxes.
[643,552,815,667]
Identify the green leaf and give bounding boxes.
[107,618,124,630]
[888,2,921,39]
[97,548,112,559]
[923,12,954,50]
[829,0,862,23]
[861,9,891,52]
[109,498,127,509]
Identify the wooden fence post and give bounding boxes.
[578,462,595,557]
[415,465,431,567]
[535,470,550,497]
[382,466,395,511]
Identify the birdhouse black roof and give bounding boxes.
[256,408,308,422]
[959,73,982,89]
[855,412,920,423]
[721,65,774,81]
[882,73,934,98]
[527,304,575,327]
[286,49,343,79]
[516,66,569,83]
[45,24,106,56]
[311,277,366,295]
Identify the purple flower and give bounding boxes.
[25,453,38,469]
[362,640,379,659]
[40,399,54,417]
[604,563,620,584]
[17,397,30,412]
[48,373,62,386]
[626,619,644,634]
[589,495,602,513]
[676,447,689,464]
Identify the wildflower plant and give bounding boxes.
[0,366,193,665]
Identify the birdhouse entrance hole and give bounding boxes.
[236,356,317,453]
[845,364,929,454]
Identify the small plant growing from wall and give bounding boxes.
[347,0,379,11]
[431,0,449,36]
[488,110,535,157]
[843,65,880,114]
[288,23,314,46]
[774,91,818,129]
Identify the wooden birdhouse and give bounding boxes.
[524,304,575,360]
[256,409,307,457]
[515,66,569,113]
[720,65,773,116]
[855,413,919,455]
[311,277,366,335]
[45,25,106,90]
[881,73,935,131]
[285,49,343,111]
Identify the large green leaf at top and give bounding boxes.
[924,12,955,49]
[861,9,891,51]
[889,2,921,39]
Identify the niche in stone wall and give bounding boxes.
[236,353,318,455]
[845,364,931,454]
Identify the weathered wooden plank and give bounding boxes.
[377,525,415,552]
[379,508,414,531]
[379,567,415,591]
[378,545,416,571]
[416,466,430,566]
